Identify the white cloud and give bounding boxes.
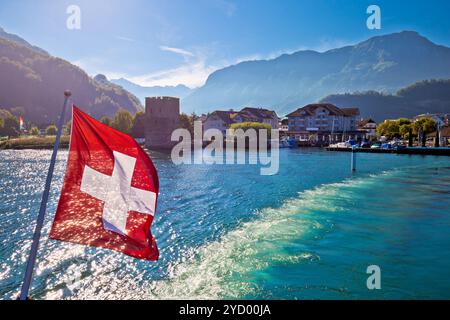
[159,46,194,57]
[127,41,340,89]
[115,35,136,42]
[71,58,128,80]
[72,37,353,89]
[127,45,219,88]
[71,45,216,88]
[129,60,217,88]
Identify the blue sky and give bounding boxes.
[1,0,450,88]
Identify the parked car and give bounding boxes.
[360,141,371,148]
[280,136,298,148]
[391,141,407,150]
[330,140,359,148]
[393,144,407,150]
[371,143,381,149]
[336,142,351,148]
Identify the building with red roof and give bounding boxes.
[286,103,363,144]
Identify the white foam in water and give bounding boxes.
[55,172,396,300]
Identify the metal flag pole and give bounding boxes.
[19,90,72,300]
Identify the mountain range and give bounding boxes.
[182,31,450,116]
[111,78,193,104]
[0,28,142,125]
[0,27,48,56]
[321,79,450,122]
[1,27,450,124]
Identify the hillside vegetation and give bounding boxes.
[321,79,450,121]
[0,35,142,125]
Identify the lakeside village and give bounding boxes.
[200,103,450,151]
[1,96,449,153]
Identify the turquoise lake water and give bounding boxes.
[1,148,450,299]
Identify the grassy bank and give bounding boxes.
[0,136,70,150]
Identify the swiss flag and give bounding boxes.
[50,106,159,260]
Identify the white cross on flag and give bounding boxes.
[50,106,159,260]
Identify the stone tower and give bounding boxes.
[145,96,180,149]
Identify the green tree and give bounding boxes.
[230,122,273,140]
[64,120,72,135]
[190,112,199,132]
[399,123,413,139]
[178,112,199,135]
[30,127,39,136]
[131,111,146,138]
[0,115,20,137]
[376,121,388,138]
[398,118,412,126]
[179,113,193,133]
[100,116,112,126]
[230,122,272,130]
[190,112,199,122]
[45,124,58,136]
[0,117,4,134]
[112,109,133,134]
[376,120,400,139]
[230,122,272,133]
[413,117,437,147]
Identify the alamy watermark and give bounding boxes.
[171,121,280,176]
[367,5,381,30]
[366,265,381,290]
[66,5,81,30]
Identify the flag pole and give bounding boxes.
[19,90,72,300]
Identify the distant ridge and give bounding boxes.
[321,79,450,121]
[182,31,450,118]
[2,27,450,123]
[0,27,48,56]
[111,78,193,104]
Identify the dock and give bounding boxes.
[326,147,450,156]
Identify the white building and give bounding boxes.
[358,118,377,140]
[414,113,449,128]
[287,103,362,143]
[203,111,235,134]
[237,107,279,129]
[202,107,279,134]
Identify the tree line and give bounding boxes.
[0,109,20,137]
[376,116,438,147]
[0,107,198,139]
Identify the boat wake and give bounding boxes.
[51,170,397,300]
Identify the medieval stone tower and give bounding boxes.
[145,96,180,149]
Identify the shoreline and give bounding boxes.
[0,136,70,150]
[2,137,450,157]
[326,146,450,156]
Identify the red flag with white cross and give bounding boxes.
[50,106,159,260]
